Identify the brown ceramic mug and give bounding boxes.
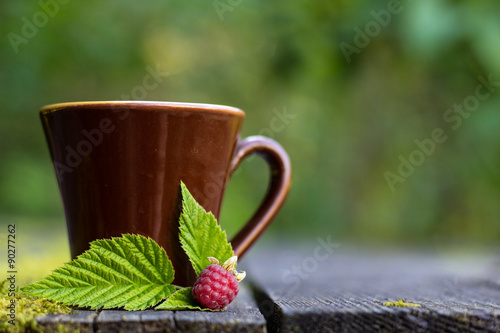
[40,101,291,285]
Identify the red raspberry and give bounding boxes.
[192,256,245,310]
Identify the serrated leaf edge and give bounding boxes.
[22,234,177,310]
[178,181,234,276]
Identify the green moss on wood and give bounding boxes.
[383,299,421,308]
[1,280,72,333]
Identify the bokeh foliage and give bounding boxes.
[1,0,500,250]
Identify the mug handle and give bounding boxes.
[229,135,292,258]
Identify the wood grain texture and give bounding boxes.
[96,310,143,333]
[32,246,500,332]
[34,285,265,333]
[140,310,177,333]
[36,310,96,333]
[173,286,266,333]
[245,245,500,333]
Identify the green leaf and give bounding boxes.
[155,287,217,311]
[21,234,177,310]
[179,181,234,276]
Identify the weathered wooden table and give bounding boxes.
[36,244,500,332]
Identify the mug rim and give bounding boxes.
[40,101,245,117]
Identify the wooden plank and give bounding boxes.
[32,244,500,332]
[246,246,500,333]
[173,285,267,332]
[35,285,265,332]
[140,309,176,333]
[36,310,96,333]
[59,310,98,333]
[96,310,143,333]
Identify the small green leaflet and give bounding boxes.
[179,181,234,276]
[21,234,177,310]
[155,288,218,311]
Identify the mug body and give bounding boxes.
[40,101,245,285]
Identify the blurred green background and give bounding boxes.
[1,0,500,280]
